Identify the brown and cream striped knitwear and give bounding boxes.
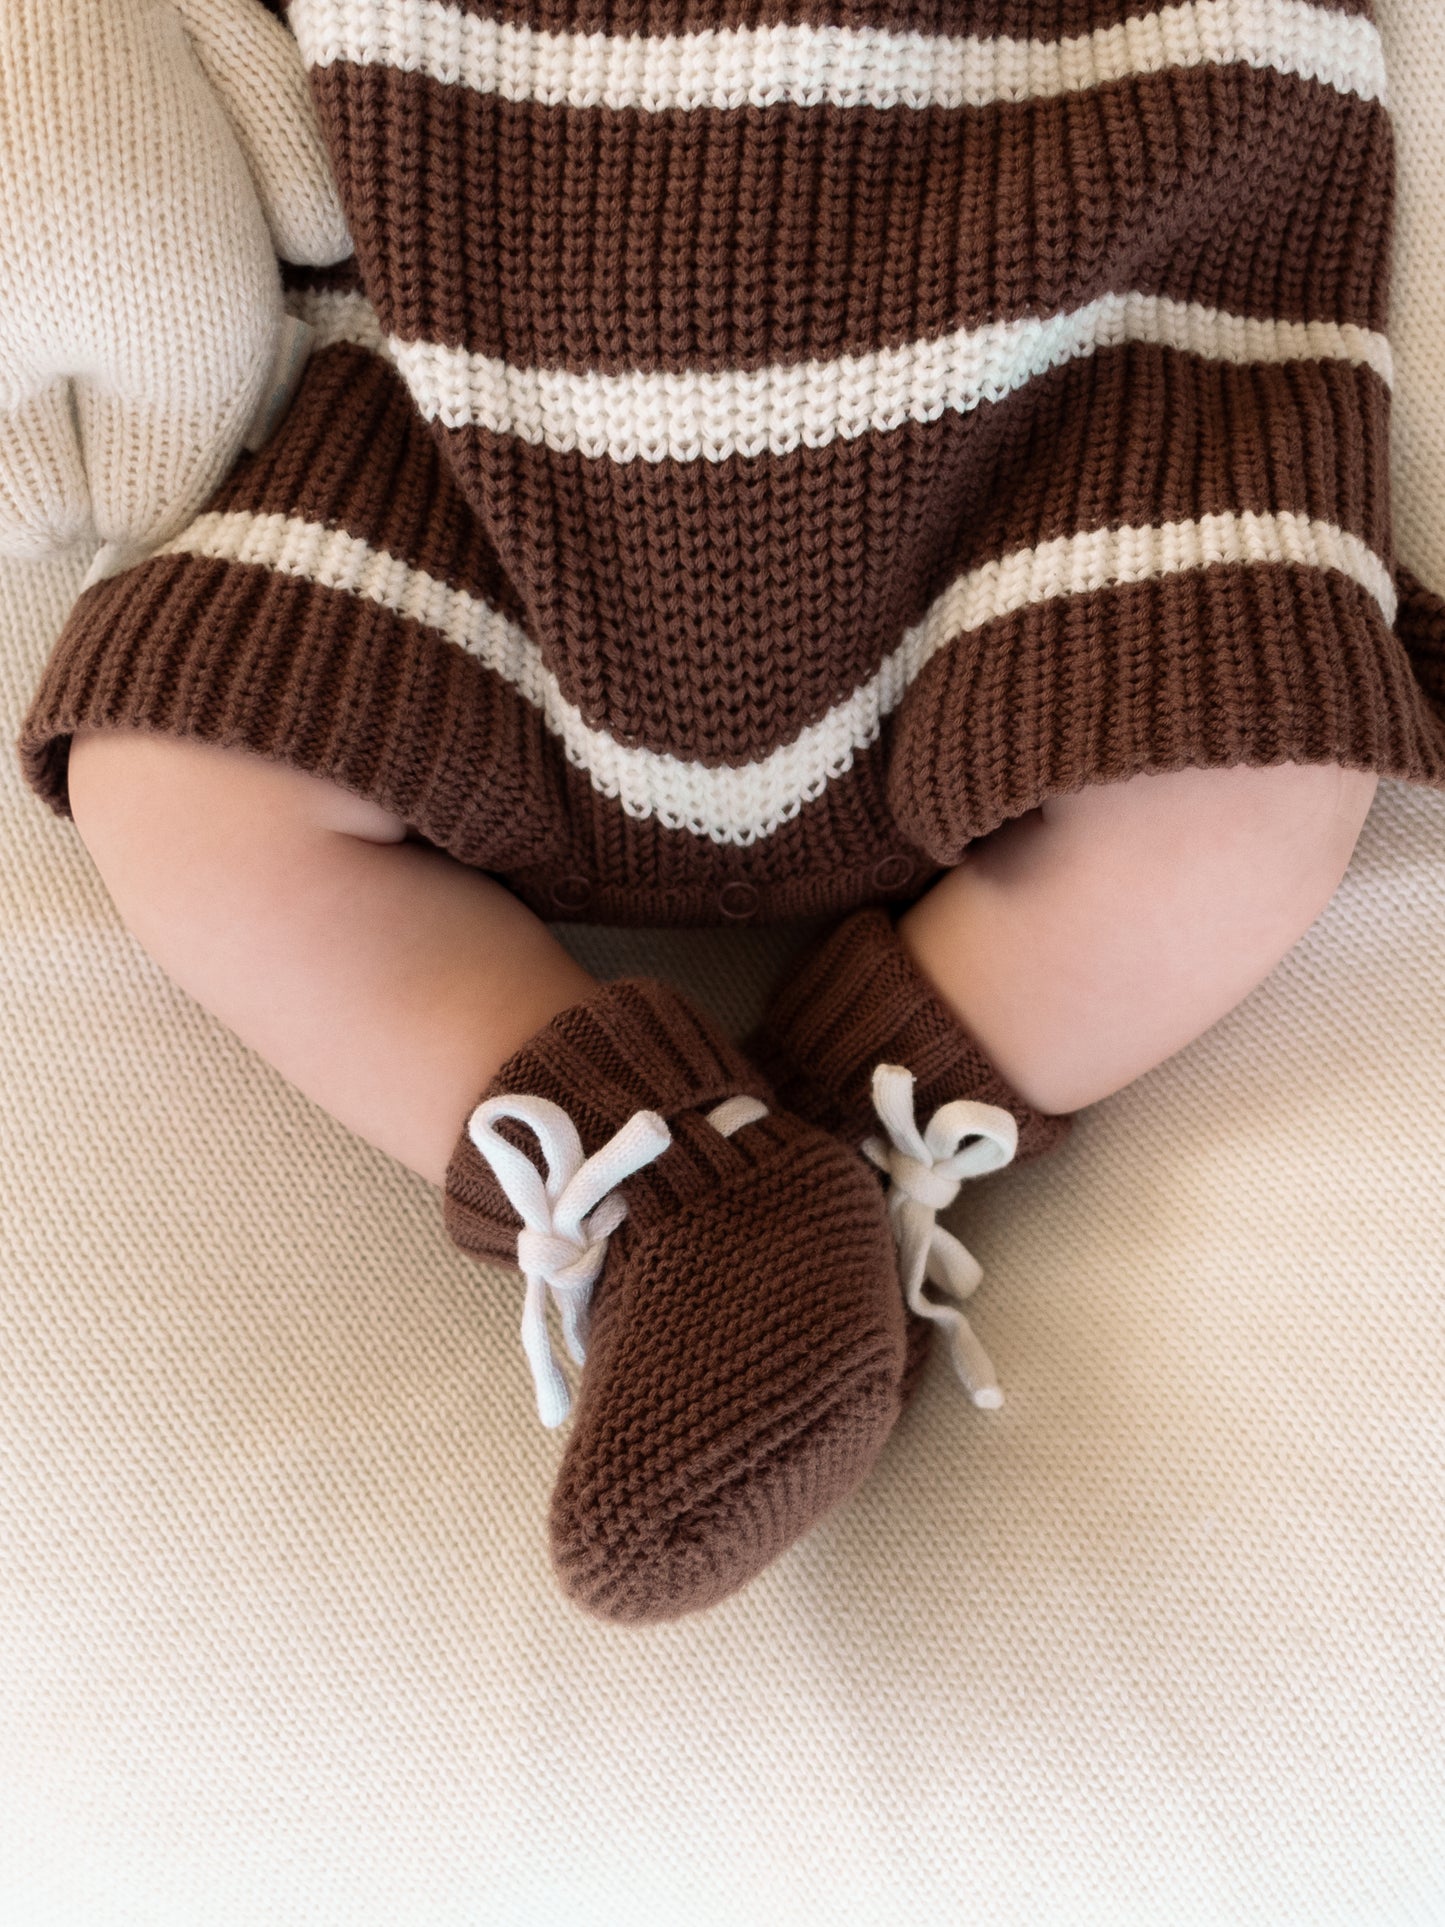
[18,0,1445,925]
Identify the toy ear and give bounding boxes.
[172,0,352,267]
[70,356,262,586]
[0,382,93,561]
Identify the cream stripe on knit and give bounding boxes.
[161,507,1396,847]
[287,287,391,360]
[287,287,1393,465]
[290,0,1386,115]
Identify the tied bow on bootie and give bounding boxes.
[467,1095,672,1427]
[862,1063,1019,1408]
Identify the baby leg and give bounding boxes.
[898,761,1379,1118]
[67,725,913,1621]
[66,727,596,1187]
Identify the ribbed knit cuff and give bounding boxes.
[443,975,774,1266]
[748,907,1073,1164]
[15,343,564,876]
[1395,566,1445,715]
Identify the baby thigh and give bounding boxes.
[898,761,1379,1117]
[65,727,595,1184]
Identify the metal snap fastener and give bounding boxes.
[549,874,592,913]
[716,881,760,921]
[871,854,915,892]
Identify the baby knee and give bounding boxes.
[1219,761,1377,895]
[1044,759,1376,888]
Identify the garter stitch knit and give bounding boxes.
[443,974,907,1621]
[18,0,1445,924]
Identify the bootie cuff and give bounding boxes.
[749,907,1073,1164]
[444,975,772,1268]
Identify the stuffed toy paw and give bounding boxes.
[0,0,351,582]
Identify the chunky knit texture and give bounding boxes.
[748,907,1076,1399]
[0,0,350,579]
[443,976,906,1622]
[10,0,1445,1909]
[17,0,1445,923]
[750,907,1074,1160]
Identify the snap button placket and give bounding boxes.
[871,854,915,892]
[717,881,760,921]
[550,874,593,913]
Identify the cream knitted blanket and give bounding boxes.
[1,1,1443,1919]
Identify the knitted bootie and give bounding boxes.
[748,909,1075,1409]
[444,976,906,1624]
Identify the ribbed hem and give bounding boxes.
[887,562,1445,867]
[15,343,559,876]
[749,907,1074,1163]
[1395,566,1445,714]
[18,549,567,870]
[25,544,1445,927]
[19,344,1445,928]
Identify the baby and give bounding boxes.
[6,0,1441,1622]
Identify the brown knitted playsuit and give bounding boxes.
[21,0,1445,910]
[17,0,1445,1617]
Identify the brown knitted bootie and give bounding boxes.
[748,909,1075,1409]
[444,976,906,1624]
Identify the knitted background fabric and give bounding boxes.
[16,0,1445,924]
[7,578,1445,1921]
[5,0,1445,1919]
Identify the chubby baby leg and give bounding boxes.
[66,727,915,1622]
[898,761,1379,1118]
[66,727,596,1186]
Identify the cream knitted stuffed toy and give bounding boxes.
[0,0,350,584]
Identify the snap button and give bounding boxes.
[871,854,915,892]
[549,874,592,913]
[716,881,760,921]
